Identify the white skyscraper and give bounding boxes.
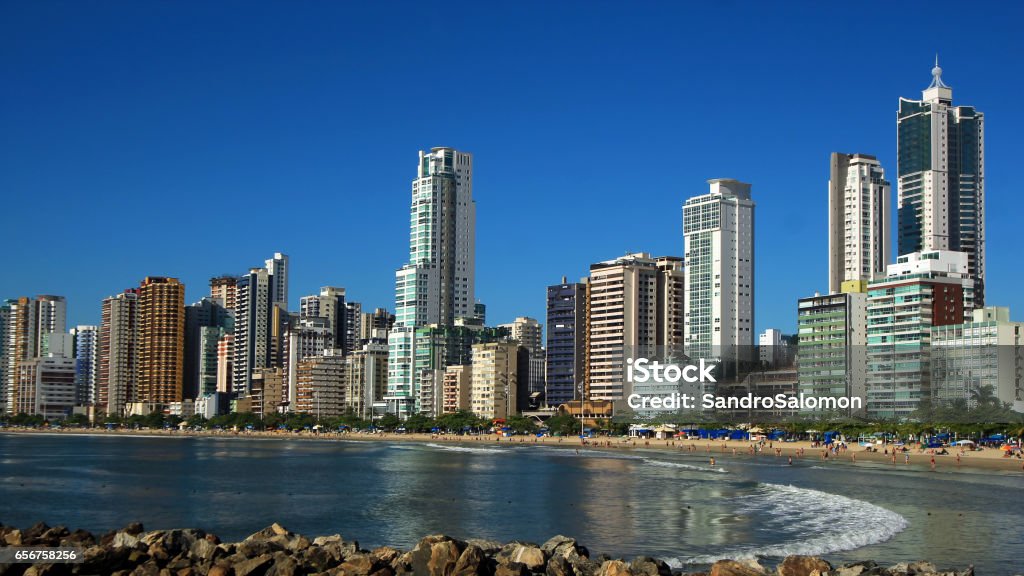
[387,147,476,417]
[683,179,755,379]
[265,252,289,309]
[828,153,891,294]
[897,59,985,306]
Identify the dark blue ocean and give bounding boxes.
[1,434,1022,574]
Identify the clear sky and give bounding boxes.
[2,1,1021,335]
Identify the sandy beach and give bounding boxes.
[4,427,1023,473]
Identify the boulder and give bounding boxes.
[495,562,529,576]
[207,565,232,576]
[266,552,300,576]
[234,553,275,576]
[125,523,146,536]
[596,560,632,576]
[541,536,578,557]
[403,535,466,576]
[112,531,142,550]
[630,557,672,576]
[709,560,769,576]
[373,546,402,566]
[453,545,487,576]
[129,560,161,576]
[496,543,546,571]
[466,539,504,555]
[3,529,23,546]
[777,556,832,576]
[190,538,221,562]
[246,524,292,542]
[546,556,574,576]
[337,553,380,576]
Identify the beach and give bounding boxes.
[4,427,1022,473]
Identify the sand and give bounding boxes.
[4,427,1023,473]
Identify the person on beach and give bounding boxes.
[905,453,910,464]
[930,456,936,471]
[788,456,792,465]
[709,457,715,466]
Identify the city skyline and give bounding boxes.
[2,2,1022,336]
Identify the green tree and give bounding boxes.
[506,415,538,434]
[545,414,580,437]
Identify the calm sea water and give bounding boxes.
[1,434,1022,574]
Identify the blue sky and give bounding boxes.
[2,1,1021,334]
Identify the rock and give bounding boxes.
[238,539,283,559]
[130,561,161,576]
[631,557,672,576]
[337,553,380,576]
[314,534,344,546]
[207,566,232,576]
[3,529,22,546]
[373,546,402,566]
[710,560,769,576]
[596,560,632,576]
[403,535,465,576]
[466,539,504,555]
[62,528,97,547]
[777,556,832,576]
[23,521,51,542]
[234,553,274,576]
[453,545,487,576]
[126,523,146,536]
[266,552,300,576]
[542,536,578,557]
[302,545,335,572]
[112,531,142,550]
[495,562,529,576]
[191,538,221,562]
[246,524,292,542]
[546,556,574,576]
[496,543,546,571]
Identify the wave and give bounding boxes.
[665,483,908,567]
[422,443,508,454]
[643,459,727,474]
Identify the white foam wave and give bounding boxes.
[643,459,727,474]
[665,483,908,567]
[423,443,508,454]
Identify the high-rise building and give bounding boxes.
[98,290,139,417]
[469,342,518,420]
[33,296,67,356]
[442,364,471,414]
[344,342,388,419]
[683,179,755,378]
[545,280,587,407]
[300,287,347,352]
[586,253,685,400]
[15,356,76,419]
[897,59,985,306]
[829,153,891,294]
[500,317,544,404]
[2,295,69,413]
[344,301,362,355]
[265,253,289,309]
[931,307,1024,413]
[360,308,395,342]
[209,276,239,310]
[796,292,868,413]
[184,297,232,399]
[295,349,345,418]
[866,250,974,419]
[137,277,185,405]
[233,267,272,395]
[388,147,476,417]
[71,325,99,406]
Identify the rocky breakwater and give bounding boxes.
[0,522,976,576]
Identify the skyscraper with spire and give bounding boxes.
[897,57,985,306]
[386,147,476,417]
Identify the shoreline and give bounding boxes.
[4,427,1023,474]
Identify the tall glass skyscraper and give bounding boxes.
[897,58,985,306]
[387,148,476,417]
